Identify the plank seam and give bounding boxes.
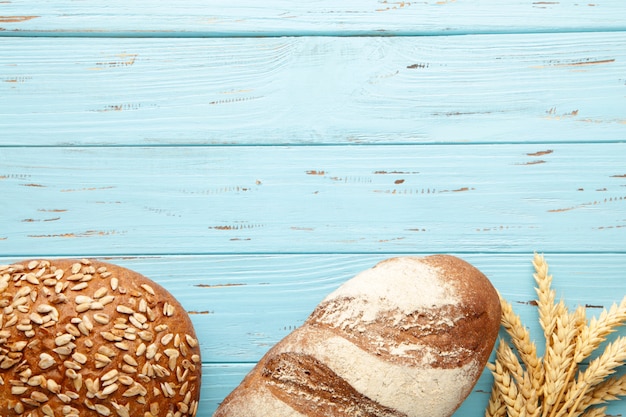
[0,28,626,39]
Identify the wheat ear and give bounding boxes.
[554,296,626,417]
[500,296,544,394]
[542,302,576,417]
[490,363,527,417]
[533,253,559,345]
[575,296,626,364]
[576,374,626,412]
[485,380,507,417]
[496,341,525,383]
[547,306,587,417]
[559,336,626,417]
[495,341,542,417]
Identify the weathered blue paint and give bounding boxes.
[1,35,625,146]
[0,1,625,36]
[1,1,625,416]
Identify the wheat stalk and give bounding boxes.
[486,254,626,417]
[575,297,626,364]
[558,336,626,417]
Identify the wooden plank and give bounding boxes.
[0,0,625,36]
[1,33,625,146]
[2,144,625,255]
[3,253,625,416]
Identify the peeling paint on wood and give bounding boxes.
[194,283,246,288]
[547,196,626,213]
[2,144,625,254]
[1,34,626,146]
[0,1,625,35]
[527,150,553,157]
[0,15,38,23]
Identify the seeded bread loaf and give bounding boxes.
[214,255,501,417]
[0,259,201,417]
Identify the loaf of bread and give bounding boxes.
[214,255,501,417]
[0,259,201,417]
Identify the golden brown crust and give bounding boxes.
[420,255,502,367]
[0,259,201,417]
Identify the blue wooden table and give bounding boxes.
[1,2,626,416]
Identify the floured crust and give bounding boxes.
[215,255,501,417]
[0,259,201,417]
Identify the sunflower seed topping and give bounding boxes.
[70,282,88,291]
[2,259,201,417]
[94,287,108,299]
[122,382,147,397]
[146,343,158,360]
[93,313,110,325]
[31,390,49,402]
[12,385,28,395]
[101,382,119,396]
[72,352,88,364]
[101,369,118,382]
[75,302,91,313]
[39,353,56,369]
[55,333,74,346]
[118,375,134,386]
[27,375,45,386]
[95,404,111,416]
[75,295,93,304]
[123,354,138,367]
[140,284,155,295]
[185,334,198,348]
[161,333,174,345]
[136,342,147,356]
[97,345,116,357]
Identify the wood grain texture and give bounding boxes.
[1,144,625,256]
[0,0,625,35]
[2,0,626,415]
[1,33,626,146]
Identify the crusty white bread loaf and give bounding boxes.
[214,255,501,417]
[0,259,201,417]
